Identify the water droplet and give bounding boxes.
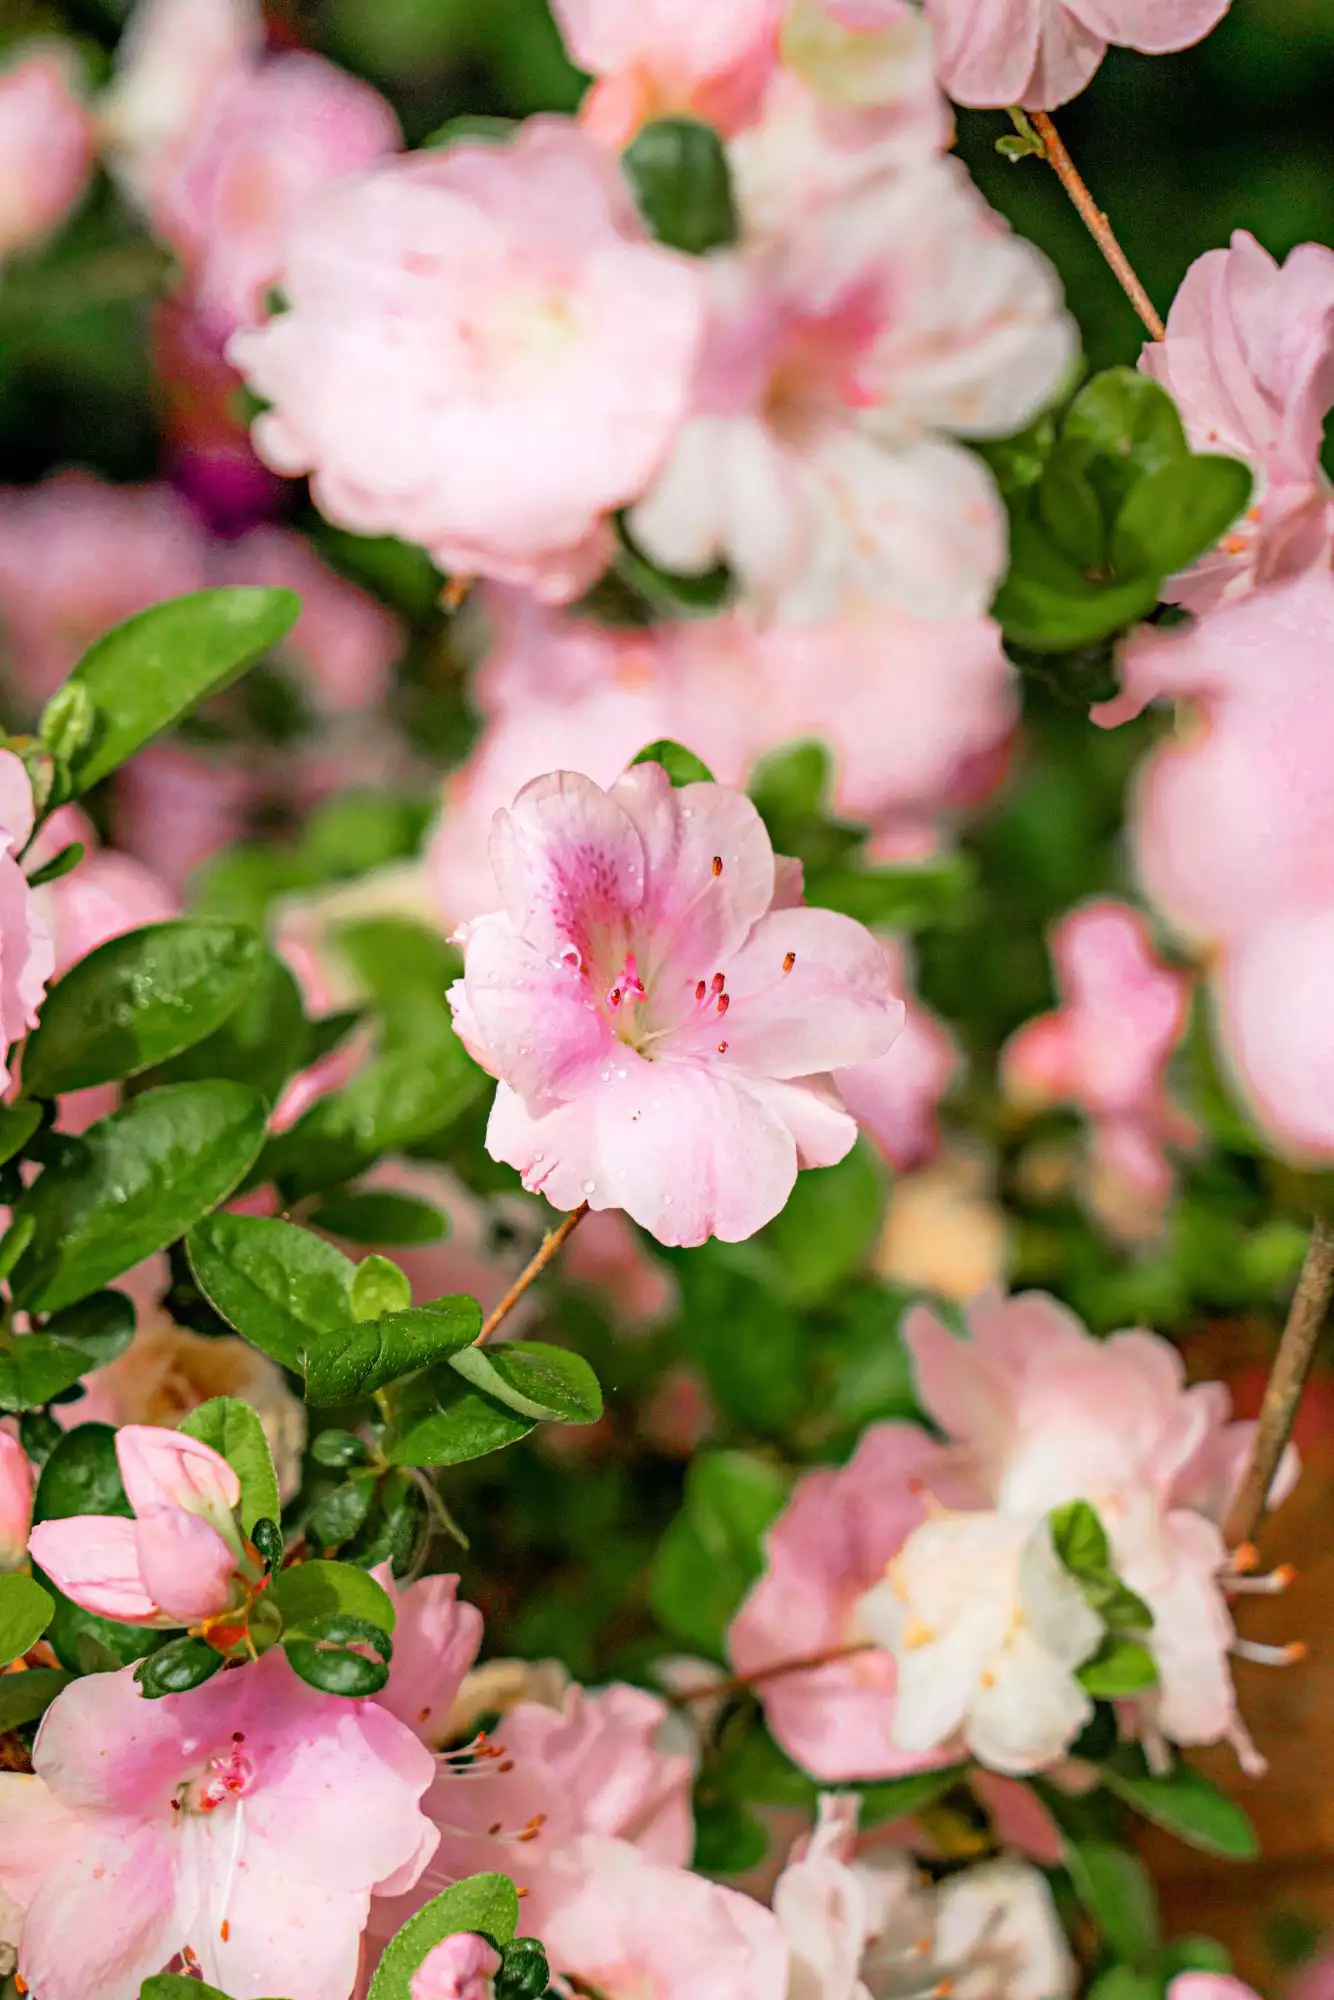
[663,1194,673,1207]
[518,1046,530,1057]
[581,1179,596,1196]
[488,970,500,983]
[532,1151,545,1164]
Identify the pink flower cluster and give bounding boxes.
[0,48,93,261]
[732,1287,1296,1780]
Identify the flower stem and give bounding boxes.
[474,1202,589,1346]
[1022,110,1166,342]
[665,1640,874,1707]
[1225,1215,1334,1547]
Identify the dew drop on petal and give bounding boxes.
[581,1179,596,1195]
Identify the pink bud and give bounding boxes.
[0,1433,34,1572]
[115,1425,240,1528]
[411,1933,502,2000]
[133,1506,237,1624]
[28,1516,161,1623]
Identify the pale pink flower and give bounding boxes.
[220,527,402,712]
[30,804,179,979]
[0,49,93,259]
[1001,900,1194,1238]
[27,1423,246,1627]
[836,941,960,1169]
[778,0,946,116]
[554,0,780,145]
[1170,1982,1259,2000]
[229,120,706,603]
[1140,232,1334,611]
[155,51,401,335]
[923,0,1231,111]
[729,1423,982,1779]
[522,1835,789,2000]
[0,473,207,707]
[630,159,1076,623]
[100,0,259,211]
[0,1434,34,1573]
[373,1566,484,1749]
[448,765,905,1246]
[114,743,256,892]
[0,752,53,1087]
[0,1648,437,2000]
[411,1933,500,2000]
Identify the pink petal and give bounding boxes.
[27,1516,161,1625]
[18,1817,182,2000]
[374,1567,485,1746]
[488,768,646,957]
[460,913,612,1101]
[133,1507,236,1625]
[612,764,777,972]
[701,906,903,1078]
[0,1773,85,1911]
[115,1425,240,1522]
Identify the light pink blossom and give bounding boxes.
[923,0,1231,111]
[27,1423,245,1627]
[0,1433,34,1572]
[100,0,259,211]
[229,120,706,603]
[1170,1982,1260,2000]
[448,765,904,1246]
[729,1423,982,1779]
[373,1566,484,1749]
[554,0,780,145]
[836,941,960,1169]
[114,743,256,893]
[220,527,403,712]
[30,805,179,980]
[0,48,93,259]
[411,1933,501,2000]
[1140,232,1334,610]
[777,0,946,116]
[0,753,53,1087]
[0,1648,437,2000]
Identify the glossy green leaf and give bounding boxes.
[186,1213,357,1368]
[21,921,264,1097]
[630,740,716,786]
[25,843,86,889]
[622,117,737,255]
[1100,1748,1258,1858]
[1038,454,1106,572]
[150,947,306,1105]
[135,1634,225,1698]
[1078,1636,1158,1696]
[272,1558,396,1638]
[308,1471,378,1548]
[33,1423,130,1522]
[1063,1837,1161,1962]
[180,1396,280,1534]
[0,1332,105,1412]
[42,1291,137,1370]
[0,1573,54,1667]
[993,521,1161,652]
[310,1189,447,1246]
[369,1875,520,2000]
[1110,454,1253,580]
[350,1253,412,1321]
[0,1664,72,1730]
[304,1298,480,1405]
[284,1626,391,1696]
[0,1100,41,1166]
[383,1366,536,1467]
[1061,368,1188,514]
[1050,1498,1111,1574]
[11,1084,268,1312]
[449,1340,602,1424]
[60,587,300,793]
[140,1976,234,2000]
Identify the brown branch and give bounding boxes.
[666,1641,874,1707]
[1028,111,1166,342]
[474,1202,588,1346]
[1225,1216,1334,1548]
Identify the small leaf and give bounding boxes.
[11,1084,268,1313]
[272,1557,396,1638]
[38,680,95,763]
[0,1665,72,1730]
[180,1396,280,1536]
[622,117,737,255]
[1110,454,1253,580]
[186,1213,357,1368]
[305,1298,480,1405]
[25,841,85,890]
[495,1939,550,2000]
[351,1254,412,1322]
[140,1976,234,2000]
[0,1573,54,1666]
[59,586,300,793]
[135,1634,225,1698]
[1038,455,1106,572]
[1063,1837,1161,1962]
[0,1214,35,1283]
[449,1341,602,1424]
[1050,1498,1111,1576]
[309,1472,378,1549]
[630,740,716,786]
[1100,1748,1259,1858]
[993,521,1161,652]
[857,1765,972,1829]
[283,1611,392,1696]
[369,1875,520,2000]
[310,1189,447,1246]
[311,1429,371,1469]
[252,1518,284,1573]
[33,1423,131,1522]
[1062,368,1188,512]
[1077,1635,1158,1697]
[383,1367,536,1467]
[0,1100,41,1168]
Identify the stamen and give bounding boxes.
[1225,1564,1296,1595]
[695,981,706,1001]
[717,1041,728,1054]
[1228,1541,1260,1575]
[220,1920,231,1943]
[1233,1638,1307,1666]
[712,855,723,877]
[782,951,796,974]
[716,993,730,1018]
[711,972,725,995]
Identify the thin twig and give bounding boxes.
[1027,111,1166,342]
[1225,1216,1334,1547]
[666,1641,874,1707]
[474,1202,588,1345]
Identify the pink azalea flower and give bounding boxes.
[373,1566,484,1749]
[1140,232,1334,611]
[923,0,1231,110]
[411,1933,501,2000]
[29,804,179,980]
[729,1423,983,1779]
[1001,900,1194,1239]
[154,51,401,336]
[448,764,905,1246]
[229,120,706,604]
[0,48,93,259]
[554,0,781,144]
[27,1423,247,1627]
[629,158,1076,623]
[0,1649,438,2000]
[100,0,260,212]
[0,1432,34,1573]
[219,527,403,713]
[0,752,54,1089]
[836,940,961,1170]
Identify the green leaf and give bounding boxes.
[622,117,737,255]
[692,1795,769,1874]
[1063,1837,1161,1962]
[0,1664,72,1730]
[33,1422,131,1521]
[673,1244,806,1434]
[300,790,433,883]
[0,1573,54,1667]
[11,1084,268,1313]
[21,921,264,1097]
[0,1331,107,1411]
[150,947,306,1106]
[369,1875,520,2000]
[135,1634,225,1698]
[1062,368,1188,514]
[993,521,1161,652]
[1078,1636,1158,1697]
[0,1100,41,1168]
[495,1939,550,2000]
[351,1253,412,1321]
[1084,1575,1155,1629]
[1038,454,1106,573]
[25,841,85,890]
[1087,1967,1159,2000]
[308,1472,378,1549]
[304,1298,480,1404]
[284,1619,391,1696]
[310,1189,447,1246]
[179,1396,280,1535]
[810,852,974,932]
[272,1557,396,1638]
[39,680,95,763]
[59,586,300,793]
[449,1341,602,1424]
[0,1213,34,1284]
[186,1213,357,1368]
[1110,454,1253,580]
[383,1366,536,1467]
[630,740,716,786]
[651,1450,789,1658]
[1050,1498,1111,1576]
[140,1976,235,2000]
[759,1142,885,1304]
[43,1291,137,1370]
[857,1764,971,1829]
[1100,1748,1259,1858]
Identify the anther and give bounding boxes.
[1229,1542,1259,1575]
[488,1822,503,1836]
[717,1041,728,1054]
[712,856,723,877]
[498,1759,515,1773]
[716,993,730,1018]
[220,1920,231,1943]
[711,972,725,995]
[695,980,706,1001]
[782,951,796,973]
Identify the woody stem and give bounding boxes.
[665,1640,874,1707]
[474,1203,589,1346]
[1023,110,1166,341]
[1224,1215,1334,1547]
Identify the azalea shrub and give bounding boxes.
[0,0,1329,1998]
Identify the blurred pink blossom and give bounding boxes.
[556,0,780,143]
[0,48,93,259]
[448,765,904,1246]
[30,805,179,979]
[833,940,961,1169]
[230,120,706,603]
[101,0,259,211]
[114,743,256,893]
[220,527,403,712]
[923,0,1231,110]
[410,1934,500,2000]
[0,753,53,1089]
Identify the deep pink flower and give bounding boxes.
[1140,232,1334,610]
[923,0,1231,110]
[229,120,706,604]
[0,1649,437,2000]
[555,0,780,143]
[28,1424,246,1627]
[0,48,93,258]
[0,753,53,1088]
[448,765,904,1246]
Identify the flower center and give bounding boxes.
[175,1733,257,1818]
